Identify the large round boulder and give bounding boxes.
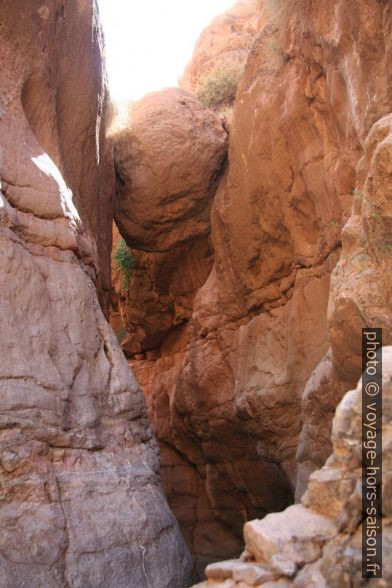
[113,87,228,251]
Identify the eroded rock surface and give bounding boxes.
[111,225,214,357]
[113,88,228,252]
[193,347,392,587]
[0,0,115,314]
[111,0,392,578]
[180,0,266,93]
[0,1,192,586]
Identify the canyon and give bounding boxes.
[0,0,391,586]
[111,0,392,582]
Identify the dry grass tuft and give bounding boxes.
[195,63,244,111]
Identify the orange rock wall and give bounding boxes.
[112,0,392,578]
[180,0,266,93]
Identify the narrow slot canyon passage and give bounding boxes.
[0,0,391,587]
[104,1,295,577]
[104,0,392,583]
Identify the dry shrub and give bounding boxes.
[196,63,244,111]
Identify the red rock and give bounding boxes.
[111,0,392,578]
[113,87,228,252]
[192,348,392,585]
[180,0,266,94]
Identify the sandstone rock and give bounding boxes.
[206,560,277,584]
[295,350,348,501]
[232,563,277,585]
[111,0,392,577]
[194,577,291,588]
[193,581,234,588]
[0,1,192,586]
[193,348,392,586]
[268,557,297,579]
[206,560,245,580]
[180,0,266,93]
[291,562,327,588]
[255,582,291,588]
[0,0,114,314]
[111,224,214,356]
[244,505,336,567]
[113,88,228,252]
[329,114,392,381]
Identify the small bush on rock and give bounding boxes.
[196,64,243,111]
[114,239,136,289]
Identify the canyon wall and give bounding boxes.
[0,1,192,586]
[180,0,265,94]
[195,347,392,587]
[112,0,392,578]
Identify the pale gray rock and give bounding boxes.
[0,1,192,587]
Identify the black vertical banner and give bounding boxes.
[362,328,382,578]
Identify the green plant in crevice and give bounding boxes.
[115,326,126,344]
[114,239,136,290]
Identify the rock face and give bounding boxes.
[0,1,192,587]
[180,0,266,93]
[0,0,114,314]
[112,0,392,579]
[193,347,392,587]
[111,225,214,357]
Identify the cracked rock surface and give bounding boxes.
[0,1,192,586]
[193,347,392,586]
[111,0,392,577]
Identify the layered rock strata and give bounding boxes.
[0,1,192,586]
